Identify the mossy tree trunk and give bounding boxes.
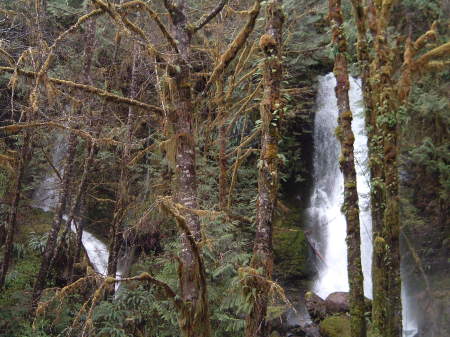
[0,131,32,290]
[329,1,366,336]
[349,1,385,280]
[245,1,284,336]
[164,1,209,335]
[32,131,78,310]
[368,1,401,335]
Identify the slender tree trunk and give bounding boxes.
[68,140,96,281]
[349,0,385,263]
[329,1,366,336]
[31,132,77,310]
[107,40,139,286]
[364,1,402,335]
[245,2,283,336]
[0,131,32,290]
[57,16,98,279]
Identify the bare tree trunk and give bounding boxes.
[31,132,78,310]
[245,1,283,336]
[0,131,32,290]
[329,1,366,336]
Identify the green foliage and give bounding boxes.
[0,252,39,336]
[28,231,50,254]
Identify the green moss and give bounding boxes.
[319,315,351,337]
[270,331,281,337]
[273,210,310,280]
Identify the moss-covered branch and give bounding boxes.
[0,66,163,113]
[120,0,178,52]
[192,0,228,33]
[204,0,262,92]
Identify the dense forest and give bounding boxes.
[0,1,448,337]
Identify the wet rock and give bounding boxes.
[269,305,322,337]
[305,291,327,322]
[324,292,349,314]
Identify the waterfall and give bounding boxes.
[32,134,120,279]
[307,73,372,299]
[308,73,417,337]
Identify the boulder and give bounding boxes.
[305,291,327,322]
[269,304,322,337]
[325,292,349,314]
[324,291,372,315]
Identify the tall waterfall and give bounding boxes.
[308,73,372,299]
[308,73,418,337]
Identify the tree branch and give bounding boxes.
[414,21,437,51]
[0,48,15,66]
[0,121,122,146]
[203,0,262,93]
[157,196,204,275]
[109,272,183,310]
[120,0,179,52]
[0,66,163,113]
[192,0,228,33]
[413,41,450,70]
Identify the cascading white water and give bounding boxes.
[308,73,418,337]
[308,73,372,299]
[32,134,118,279]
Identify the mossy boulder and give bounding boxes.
[319,315,350,337]
[273,210,310,280]
[270,331,281,337]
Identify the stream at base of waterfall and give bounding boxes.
[307,73,418,337]
[32,134,123,289]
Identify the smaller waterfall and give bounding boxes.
[33,134,120,279]
[308,73,372,299]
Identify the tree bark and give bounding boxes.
[329,1,366,336]
[369,1,401,335]
[0,131,32,290]
[245,1,283,336]
[165,4,209,335]
[31,131,78,310]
